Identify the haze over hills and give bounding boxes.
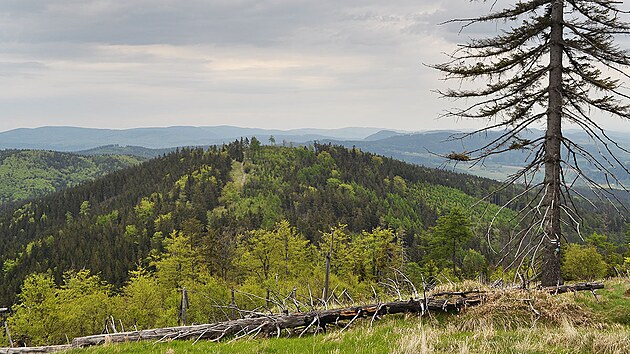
[327,129,630,187]
[1,125,628,187]
[0,126,399,151]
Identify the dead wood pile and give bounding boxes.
[0,282,604,352]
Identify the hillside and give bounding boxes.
[8,125,626,189]
[0,143,627,347]
[4,125,627,188]
[328,130,630,187]
[0,143,514,303]
[75,145,175,159]
[0,150,143,204]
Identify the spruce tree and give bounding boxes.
[433,0,630,286]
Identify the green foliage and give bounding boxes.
[1,142,623,346]
[562,243,608,281]
[350,228,404,282]
[462,249,488,279]
[9,270,113,346]
[422,208,474,276]
[0,150,142,204]
[117,268,173,330]
[585,232,625,275]
[153,231,203,289]
[236,220,314,287]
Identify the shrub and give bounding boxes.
[562,244,607,281]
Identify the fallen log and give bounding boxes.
[0,345,72,354]
[0,282,605,352]
[543,282,604,294]
[72,292,484,347]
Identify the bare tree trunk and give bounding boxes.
[72,291,485,348]
[541,0,564,287]
[323,231,334,301]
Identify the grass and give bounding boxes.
[67,278,630,353]
[573,278,630,326]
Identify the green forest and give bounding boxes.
[0,150,143,205]
[0,141,628,346]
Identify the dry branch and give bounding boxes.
[0,345,72,354]
[72,292,484,348]
[0,283,605,352]
[543,282,604,294]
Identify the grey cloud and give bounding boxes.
[1,0,629,133]
[0,0,441,47]
[1,0,335,46]
[0,61,47,77]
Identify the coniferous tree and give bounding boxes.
[433,0,630,286]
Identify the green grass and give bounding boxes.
[574,278,630,326]
[66,278,630,353]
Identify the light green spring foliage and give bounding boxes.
[0,150,142,204]
[562,243,608,281]
[5,221,407,346]
[8,270,113,346]
[237,220,313,285]
[413,182,517,228]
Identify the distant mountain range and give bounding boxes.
[1,125,628,187]
[327,129,630,187]
[0,126,400,151]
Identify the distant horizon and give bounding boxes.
[2,124,630,135]
[0,124,420,134]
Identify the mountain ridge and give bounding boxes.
[0,126,396,151]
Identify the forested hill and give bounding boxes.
[0,150,144,205]
[0,142,624,306]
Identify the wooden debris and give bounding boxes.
[0,283,605,352]
[0,345,72,354]
[543,282,604,294]
[72,292,484,348]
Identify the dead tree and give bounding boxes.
[432,0,630,286]
[71,291,485,347]
[0,282,603,352]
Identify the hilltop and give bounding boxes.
[0,143,626,347]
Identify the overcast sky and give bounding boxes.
[1,0,629,133]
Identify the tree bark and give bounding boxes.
[541,0,565,287]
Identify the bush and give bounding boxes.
[462,249,487,279]
[562,243,607,281]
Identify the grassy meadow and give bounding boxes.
[66,278,630,354]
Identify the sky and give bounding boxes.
[1,0,629,133]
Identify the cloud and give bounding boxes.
[0,0,629,132]
[0,61,48,77]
